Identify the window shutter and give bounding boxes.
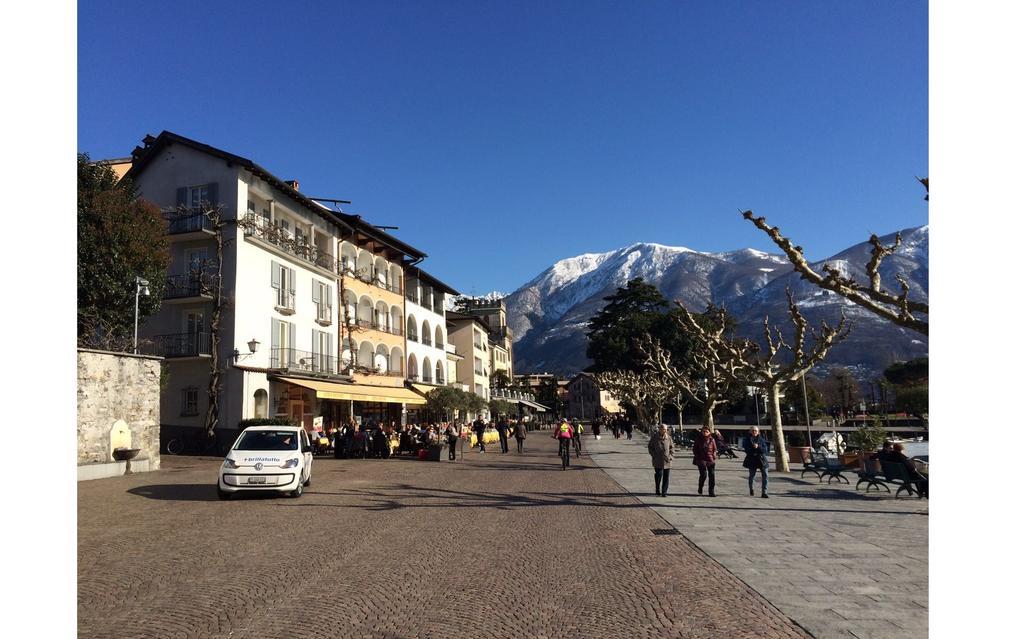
[271,261,281,289]
[271,319,280,366]
[288,323,296,350]
[326,285,333,310]
[328,334,334,360]
[312,329,319,357]
[313,280,321,304]
[288,268,296,294]
[206,182,219,207]
[176,187,188,208]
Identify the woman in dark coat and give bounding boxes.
[692,426,718,496]
[647,424,674,497]
[742,426,771,498]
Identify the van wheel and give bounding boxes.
[289,480,303,498]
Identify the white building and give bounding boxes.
[127,131,429,445]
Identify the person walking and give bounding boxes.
[742,426,771,498]
[624,419,634,440]
[693,426,718,496]
[445,423,459,461]
[647,424,674,497]
[497,417,510,454]
[473,417,486,453]
[514,420,527,453]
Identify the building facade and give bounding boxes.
[126,131,433,442]
[566,373,621,420]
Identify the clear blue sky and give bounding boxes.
[79,0,927,295]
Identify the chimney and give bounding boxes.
[285,180,300,191]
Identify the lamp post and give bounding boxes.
[133,276,150,354]
[801,373,813,449]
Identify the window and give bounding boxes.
[181,387,199,416]
[271,319,296,367]
[271,261,296,311]
[188,185,209,209]
[474,357,483,376]
[313,281,332,323]
[312,329,333,373]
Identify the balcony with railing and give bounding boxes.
[150,332,212,358]
[165,210,215,235]
[353,268,403,295]
[421,336,432,347]
[240,213,342,274]
[268,348,341,376]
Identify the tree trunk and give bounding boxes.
[768,384,789,472]
[701,402,716,433]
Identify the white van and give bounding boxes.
[217,426,313,499]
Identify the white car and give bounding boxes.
[217,426,313,500]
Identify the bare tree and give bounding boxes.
[640,307,741,432]
[740,181,928,335]
[676,291,849,471]
[186,203,233,440]
[595,370,674,432]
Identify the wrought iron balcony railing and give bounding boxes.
[165,211,214,235]
[240,213,342,274]
[268,348,339,375]
[150,332,212,358]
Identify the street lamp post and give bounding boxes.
[801,373,813,449]
[133,276,150,354]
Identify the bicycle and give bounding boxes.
[559,438,570,470]
[573,434,582,458]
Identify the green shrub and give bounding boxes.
[849,418,887,451]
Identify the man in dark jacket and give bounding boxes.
[497,417,510,454]
[513,420,527,453]
[473,418,487,453]
[742,426,771,498]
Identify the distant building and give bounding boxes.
[453,297,514,381]
[566,373,621,420]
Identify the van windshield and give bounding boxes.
[233,431,299,451]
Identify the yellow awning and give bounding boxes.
[410,383,441,397]
[272,376,426,405]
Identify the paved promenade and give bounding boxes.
[79,436,809,639]
[586,431,928,639]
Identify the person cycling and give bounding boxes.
[552,419,575,463]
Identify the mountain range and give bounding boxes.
[505,226,929,380]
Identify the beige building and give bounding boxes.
[452,297,514,381]
[446,311,492,411]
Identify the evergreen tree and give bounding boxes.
[78,154,170,350]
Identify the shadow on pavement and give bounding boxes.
[128,484,223,502]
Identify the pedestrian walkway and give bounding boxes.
[79,438,810,639]
[586,430,928,639]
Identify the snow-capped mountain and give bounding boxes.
[506,226,928,378]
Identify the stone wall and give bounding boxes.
[77,349,162,474]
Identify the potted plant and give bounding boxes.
[848,419,888,470]
[786,432,811,464]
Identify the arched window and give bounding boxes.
[357,341,373,368]
[374,344,390,372]
[422,356,432,383]
[407,315,418,341]
[407,353,418,380]
[391,306,403,335]
[390,347,403,374]
[421,320,431,346]
[435,325,444,348]
[435,361,444,385]
[253,389,268,419]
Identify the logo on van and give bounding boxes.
[254,462,264,471]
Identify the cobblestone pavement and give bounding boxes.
[79,435,811,639]
[586,431,928,639]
